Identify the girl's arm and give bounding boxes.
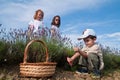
[29,25,34,31]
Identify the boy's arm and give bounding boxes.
[99,61,104,70]
[73,47,88,58]
[92,45,104,70]
[96,45,104,70]
[98,53,104,70]
[79,50,88,58]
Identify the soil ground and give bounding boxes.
[0,65,120,80]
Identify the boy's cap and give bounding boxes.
[78,29,96,40]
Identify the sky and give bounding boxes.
[0,0,120,50]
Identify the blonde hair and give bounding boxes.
[34,9,44,20]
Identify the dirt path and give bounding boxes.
[0,66,120,80]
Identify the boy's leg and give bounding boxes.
[77,56,88,73]
[78,56,88,66]
[87,53,100,77]
[67,52,80,66]
[87,53,99,71]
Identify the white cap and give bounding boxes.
[78,29,96,40]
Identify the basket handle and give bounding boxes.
[23,40,49,63]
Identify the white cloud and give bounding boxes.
[62,25,78,33]
[0,0,109,28]
[77,20,120,28]
[98,32,120,39]
[61,19,120,35]
[28,0,108,15]
[106,32,120,37]
[97,32,120,49]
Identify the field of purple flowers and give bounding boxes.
[0,24,120,80]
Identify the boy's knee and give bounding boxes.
[87,53,99,67]
[87,53,94,60]
[88,53,98,60]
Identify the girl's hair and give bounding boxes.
[34,9,44,20]
[51,15,61,28]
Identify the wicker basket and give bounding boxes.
[20,40,57,78]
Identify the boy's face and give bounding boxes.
[83,37,96,47]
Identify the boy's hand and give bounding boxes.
[99,62,104,70]
[73,47,79,52]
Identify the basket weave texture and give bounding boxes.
[20,40,57,78]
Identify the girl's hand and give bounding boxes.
[51,29,55,33]
[29,25,34,30]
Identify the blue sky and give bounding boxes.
[0,0,120,49]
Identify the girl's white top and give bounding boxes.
[51,25,59,35]
[29,19,44,33]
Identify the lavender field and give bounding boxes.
[0,25,120,80]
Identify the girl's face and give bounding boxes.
[54,17,59,25]
[36,11,43,20]
[83,37,96,47]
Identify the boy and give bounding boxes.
[67,29,104,78]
